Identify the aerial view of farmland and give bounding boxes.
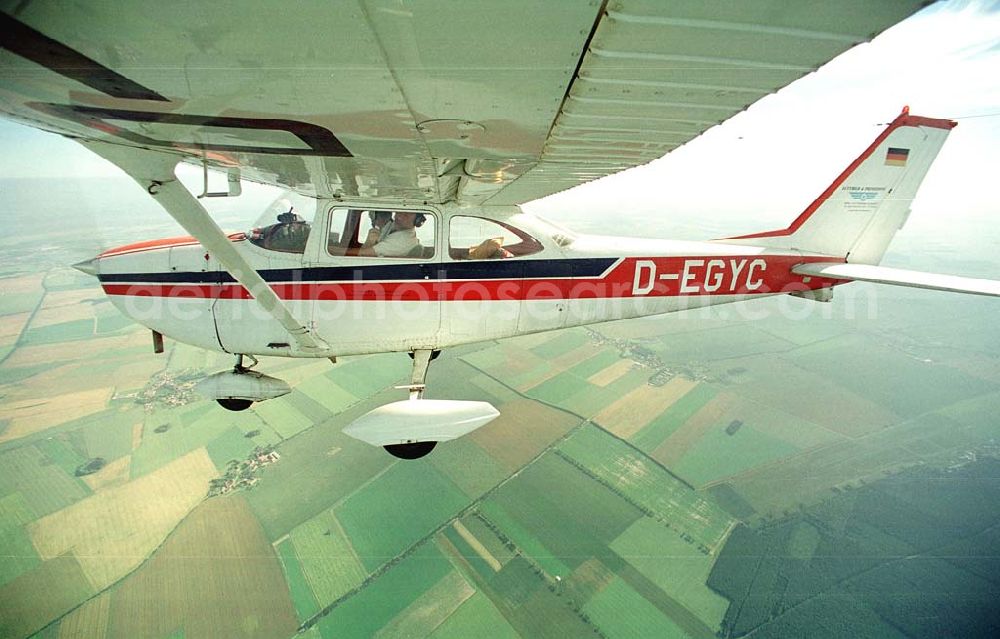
[1,172,999,639]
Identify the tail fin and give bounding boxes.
[727,109,956,264]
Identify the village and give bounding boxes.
[208,447,281,497]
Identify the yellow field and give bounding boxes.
[267,359,332,385]
[0,272,45,295]
[651,393,736,467]
[40,288,102,309]
[30,303,95,329]
[81,455,132,492]
[109,359,166,389]
[106,494,298,639]
[58,592,110,639]
[470,398,580,471]
[453,520,501,572]
[375,570,475,639]
[6,332,146,367]
[130,422,143,451]
[587,359,635,387]
[550,343,602,372]
[0,386,113,444]
[0,311,31,343]
[594,377,697,439]
[28,448,218,591]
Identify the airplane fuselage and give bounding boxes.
[90,204,842,358]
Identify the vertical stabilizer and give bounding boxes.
[727,109,955,264]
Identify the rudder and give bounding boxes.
[727,109,956,264]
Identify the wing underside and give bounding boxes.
[0,1,928,205]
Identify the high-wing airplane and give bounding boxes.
[2,2,998,459]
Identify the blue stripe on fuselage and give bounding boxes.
[97,258,618,284]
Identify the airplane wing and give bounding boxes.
[0,1,929,206]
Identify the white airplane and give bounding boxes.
[2,2,998,459]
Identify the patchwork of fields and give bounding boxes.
[1,253,999,639]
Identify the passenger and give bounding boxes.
[360,211,425,257]
[468,237,513,259]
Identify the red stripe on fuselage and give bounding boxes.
[99,233,246,258]
[100,255,843,301]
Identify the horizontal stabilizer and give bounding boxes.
[792,262,1000,298]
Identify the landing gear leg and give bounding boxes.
[383,349,438,459]
[216,354,258,412]
[404,349,434,400]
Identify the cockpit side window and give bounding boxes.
[448,216,543,260]
[326,208,436,259]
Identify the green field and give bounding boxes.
[786,334,996,418]
[528,329,589,359]
[730,393,1000,515]
[567,349,623,379]
[630,383,718,452]
[610,517,730,630]
[336,460,469,572]
[478,500,570,579]
[0,554,94,639]
[427,591,520,639]
[276,538,321,622]
[294,375,358,414]
[0,492,40,586]
[130,406,238,478]
[251,396,315,439]
[34,436,87,477]
[583,577,689,639]
[76,408,140,461]
[324,354,410,399]
[289,510,367,608]
[0,445,90,518]
[558,424,734,550]
[672,423,801,487]
[315,541,453,639]
[205,425,258,470]
[245,400,391,540]
[649,324,797,363]
[487,452,643,572]
[22,319,95,346]
[428,437,509,498]
[0,290,43,315]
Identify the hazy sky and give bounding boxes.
[1,0,998,257]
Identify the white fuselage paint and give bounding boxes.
[94,204,832,358]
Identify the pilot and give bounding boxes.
[366,210,395,244]
[266,205,310,252]
[360,211,425,257]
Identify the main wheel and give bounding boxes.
[217,398,253,412]
[384,441,437,460]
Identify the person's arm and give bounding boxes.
[365,232,417,258]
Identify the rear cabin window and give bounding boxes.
[448,216,543,260]
[326,208,436,259]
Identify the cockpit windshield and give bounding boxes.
[247,195,314,254]
[526,214,577,247]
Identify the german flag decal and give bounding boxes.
[885,147,909,166]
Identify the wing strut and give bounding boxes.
[81,141,330,353]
